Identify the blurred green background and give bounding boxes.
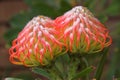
[0,0,120,80]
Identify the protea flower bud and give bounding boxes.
[54,6,112,53]
[9,16,64,67]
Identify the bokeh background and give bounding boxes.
[0,0,120,80]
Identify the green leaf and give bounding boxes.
[68,58,80,80]
[32,67,51,80]
[14,72,35,80]
[30,4,58,18]
[107,47,120,79]
[97,14,108,23]
[84,0,97,12]
[24,0,59,18]
[4,27,22,46]
[58,0,72,15]
[34,78,42,80]
[24,0,49,7]
[4,78,23,80]
[104,0,120,16]
[104,5,120,16]
[106,22,120,79]
[94,48,109,80]
[54,54,70,79]
[55,58,65,74]
[71,66,93,80]
[96,0,107,10]
[10,11,32,28]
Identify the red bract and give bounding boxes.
[54,6,112,53]
[9,16,65,67]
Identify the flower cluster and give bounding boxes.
[54,6,112,53]
[9,16,65,66]
[9,6,112,67]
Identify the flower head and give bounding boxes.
[54,6,112,53]
[9,16,64,67]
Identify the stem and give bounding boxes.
[94,48,109,80]
[82,57,89,80]
[82,57,89,68]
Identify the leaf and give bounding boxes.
[106,22,120,79]
[68,58,80,80]
[58,0,72,15]
[71,66,93,80]
[84,0,97,12]
[117,78,120,80]
[54,54,70,79]
[96,0,107,10]
[106,46,120,79]
[104,4,120,16]
[55,59,64,75]
[24,0,48,7]
[32,67,51,80]
[4,27,22,46]
[10,11,32,28]
[24,0,59,18]
[94,48,109,80]
[14,72,35,80]
[30,4,58,18]
[97,14,108,23]
[104,0,120,16]
[35,78,42,80]
[4,78,23,80]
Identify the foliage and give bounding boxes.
[32,54,94,80]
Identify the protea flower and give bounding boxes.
[54,6,112,53]
[9,16,65,67]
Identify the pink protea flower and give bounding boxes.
[9,16,65,67]
[54,6,112,53]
